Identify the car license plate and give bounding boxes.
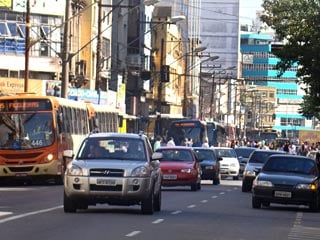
[163,174,177,180]
[96,179,116,185]
[15,173,28,177]
[274,191,291,198]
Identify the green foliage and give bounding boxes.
[261,0,320,118]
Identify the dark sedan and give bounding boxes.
[234,146,256,175]
[193,147,221,185]
[252,154,320,211]
[242,149,286,192]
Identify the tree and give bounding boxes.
[261,0,320,119]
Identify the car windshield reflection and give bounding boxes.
[157,150,193,162]
[263,156,317,175]
[77,137,147,161]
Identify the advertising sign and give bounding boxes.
[12,0,65,16]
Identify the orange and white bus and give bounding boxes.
[0,93,118,184]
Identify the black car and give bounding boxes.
[252,154,320,211]
[193,147,221,185]
[234,146,257,175]
[242,149,286,192]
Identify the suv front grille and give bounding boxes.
[90,168,124,177]
[90,185,123,191]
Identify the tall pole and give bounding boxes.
[61,0,71,98]
[95,0,102,103]
[157,38,164,113]
[156,38,164,137]
[209,74,215,120]
[24,0,30,92]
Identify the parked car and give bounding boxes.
[242,149,286,192]
[63,132,162,215]
[155,146,201,191]
[193,147,221,185]
[212,147,240,180]
[234,146,257,175]
[252,154,320,211]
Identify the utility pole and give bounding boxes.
[24,0,30,92]
[95,0,103,103]
[61,0,71,99]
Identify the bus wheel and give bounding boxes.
[64,191,77,213]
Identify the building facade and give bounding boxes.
[240,33,312,139]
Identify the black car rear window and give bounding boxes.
[234,148,256,157]
[194,150,215,161]
[249,151,281,163]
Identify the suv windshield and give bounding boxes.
[77,137,147,161]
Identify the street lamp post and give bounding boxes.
[24,0,31,92]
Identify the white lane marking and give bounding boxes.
[0,188,35,192]
[125,231,141,237]
[187,204,196,208]
[0,211,12,217]
[0,205,62,224]
[200,200,208,203]
[211,195,218,199]
[227,189,232,192]
[152,219,164,224]
[171,210,182,215]
[219,192,225,195]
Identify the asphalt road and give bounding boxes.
[0,179,319,240]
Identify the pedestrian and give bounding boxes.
[153,135,162,151]
[202,138,209,148]
[297,143,309,156]
[186,138,193,147]
[167,137,175,147]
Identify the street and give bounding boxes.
[0,179,319,240]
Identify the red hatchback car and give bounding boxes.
[155,146,201,191]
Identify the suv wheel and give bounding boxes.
[153,188,161,212]
[63,191,77,213]
[141,190,154,215]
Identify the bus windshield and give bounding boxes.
[168,120,206,146]
[0,112,54,149]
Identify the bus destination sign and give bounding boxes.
[0,99,53,111]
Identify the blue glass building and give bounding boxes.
[241,33,312,139]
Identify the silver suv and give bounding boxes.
[63,132,162,214]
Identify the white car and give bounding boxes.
[212,147,240,180]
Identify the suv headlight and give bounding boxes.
[131,166,150,177]
[66,164,86,176]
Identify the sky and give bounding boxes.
[239,0,263,25]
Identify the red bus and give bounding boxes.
[0,93,118,184]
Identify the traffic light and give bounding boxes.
[160,65,170,82]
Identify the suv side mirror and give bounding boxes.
[152,152,163,161]
[63,149,74,158]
